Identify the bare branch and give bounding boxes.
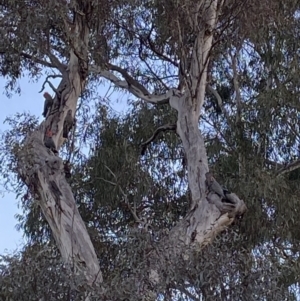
[137,46,170,91]
[20,52,56,69]
[47,52,68,73]
[39,74,63,94]
[230,52,242,121]
[140,123,177,155]
[89,64,182,104]
[142,35,178,67]
[276,160,300,177]
[108,63,150,95]
[98,177,117,186]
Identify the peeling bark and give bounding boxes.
[16,12,103,285]
[14,0,246,294]
[169,93,246,245]
[18,125,102,285]
[143,0,247,289]
[122,1,247,296]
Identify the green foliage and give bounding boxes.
[70,104,189,275]
[0,244,97,301]
[1,0,300,300]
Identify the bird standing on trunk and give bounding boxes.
[42,92,54,117]
[205,172,226,198]
[44,130,58,154]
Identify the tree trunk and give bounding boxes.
[15,0,246,293]
[130,0,247,296]
[17,15,103,285]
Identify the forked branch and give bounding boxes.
[140,123,177,155]
[89,64,182,104]
[39,74,63,95]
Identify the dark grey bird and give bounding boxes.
[205,172,226,198]
[42,92,54,117]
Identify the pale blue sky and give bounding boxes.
[0,75,127,254]
[0,78,45,254]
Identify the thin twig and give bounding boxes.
[104,165,141,223]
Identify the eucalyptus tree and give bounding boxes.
[1,0,300,299]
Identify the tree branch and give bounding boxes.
[140,123,177,155]
[47,52,68,74]
[108,63,150,94]
[264,159,300,177]
[89,64,182,104]
[137,45,170,91]
[39,74,63,94]
[206,84,222,109]
[142,32,178,67]
[20,52,56,69]
[276,159,300,177]
[18,127,102,285]
[104,165,141,224]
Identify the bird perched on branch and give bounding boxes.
[42,92,54,117]
[205,172,229,199]
[63,110,74,138]
[44,130,58,154]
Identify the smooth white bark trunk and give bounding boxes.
[16,0,246,293]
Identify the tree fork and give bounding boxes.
[144,93,247,297]
[14,0,246,294]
